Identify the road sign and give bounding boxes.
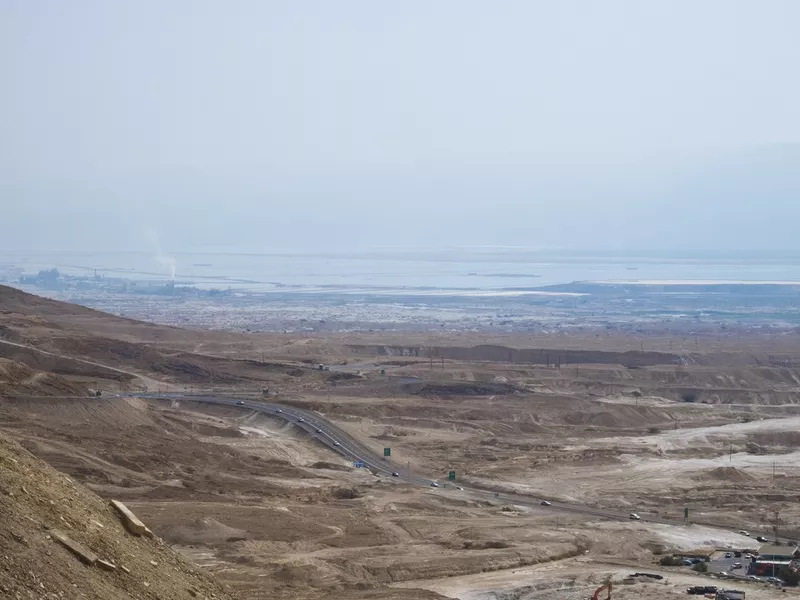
[383,447,391,457]
[448,471,456,481]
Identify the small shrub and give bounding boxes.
[659,555,683,566]
[692,562,708,573]
[333,487,362,500]
[648,427,661,434]
[681,392,698,403]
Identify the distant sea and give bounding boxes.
[4,248,800,297]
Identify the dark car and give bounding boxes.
[391,472,399,477]
[236,400,245,406]
[702,586,717,594]
[687,586,704,595]
[315,428,322,433]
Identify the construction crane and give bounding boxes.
[592,582,612,600]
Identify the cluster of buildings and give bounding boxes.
[749,543,800,577]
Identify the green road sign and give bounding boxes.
[684,507,689,520]
[383,447,391,457]
[448,471,456,481]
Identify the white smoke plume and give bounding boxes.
[144,228,177,280]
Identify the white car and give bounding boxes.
[430,481,440,488]
[629,513,641,520]
[333,441,340,446]
[739,530,750,536]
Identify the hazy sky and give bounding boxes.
[2,1,799,252]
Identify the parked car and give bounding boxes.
[732,562,743,569]
[725,552,733,558]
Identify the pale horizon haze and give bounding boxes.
[2,1,799,254]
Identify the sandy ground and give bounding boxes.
[6,287,800,598]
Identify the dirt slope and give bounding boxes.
[0,357,87,396]
[0,431,235,600]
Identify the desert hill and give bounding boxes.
[0,285,321,393]
[0,430,234,599]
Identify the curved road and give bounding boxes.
[139,393,787,543]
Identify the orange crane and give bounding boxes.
[592,582,612,600]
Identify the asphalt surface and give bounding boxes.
[138,393,789,542]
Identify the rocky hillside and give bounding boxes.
[0,431,235,600]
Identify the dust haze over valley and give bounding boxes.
[4,2,800,600]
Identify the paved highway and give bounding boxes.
[138,393,788,543]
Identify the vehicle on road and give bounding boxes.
[682,559,694,566]
[725,552,733,558]
[756,536,768,542]
[456,486,463,490]
[430,481,440,488]
[629,513,641,520]
[732,562,742,569]
[236,400,245,406]
[747,575,759,581]
[687,585,716,595]
[738,530,750,537]
[276,409,283,413]
[391,472,399,477]
[315,428,321,433]
[333,441,340,446]
[297,418,305,423]
[541,500,552,506]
